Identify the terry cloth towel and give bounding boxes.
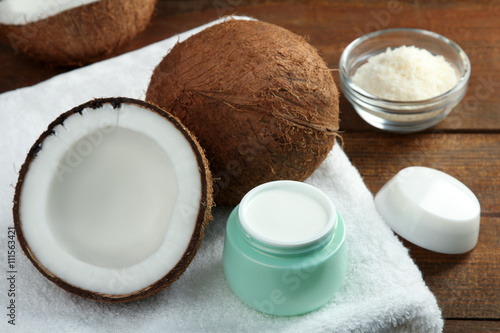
[0,16,443,333]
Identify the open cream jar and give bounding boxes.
[222,180,347,316]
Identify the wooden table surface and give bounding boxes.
[1,1,498,332]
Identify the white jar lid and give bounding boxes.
[375,166,480,254]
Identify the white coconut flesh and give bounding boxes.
[19,102,203,296]
[0,0,100,25]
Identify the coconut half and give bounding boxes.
[0,0,157,66]
[13,98,213,302]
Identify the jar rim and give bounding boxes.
[238,181,338,249]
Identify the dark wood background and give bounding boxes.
[1,1,498,332]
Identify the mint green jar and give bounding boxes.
[222,181,347,316]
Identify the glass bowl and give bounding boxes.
[339,28,470,133]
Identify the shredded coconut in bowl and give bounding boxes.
[351,45,458,101]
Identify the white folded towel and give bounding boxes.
[0,16,443,333]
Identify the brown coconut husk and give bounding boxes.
[13,97,213,302]
[0,0,157,67]
[146,19,340,206]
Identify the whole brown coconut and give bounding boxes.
[0,0,157,66]
[146,19,340,206]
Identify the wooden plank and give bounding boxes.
[444,319,500,333]
[342,132,500,319]
[402,218,499,319]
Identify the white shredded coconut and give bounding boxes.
[351,45,458,101]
